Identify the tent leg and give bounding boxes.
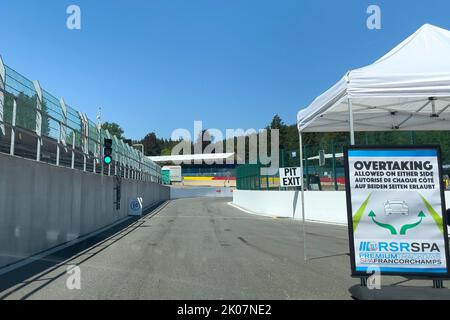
[298,130,307,261]
[348,97,355,145]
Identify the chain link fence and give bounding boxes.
[236,132,450,191]
[236,146,346,191]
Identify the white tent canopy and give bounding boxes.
[297,24,450,134]
[295,24,450,260]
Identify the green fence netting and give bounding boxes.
[236,132,450,191]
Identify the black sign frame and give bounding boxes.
[344,145,450,279]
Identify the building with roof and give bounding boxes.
[148,153,237,187]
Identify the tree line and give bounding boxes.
[102,115,450,164]
[101,115,301,159]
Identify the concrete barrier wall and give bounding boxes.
[233,190,450,225]
[0,153,170,269]
[170,187,234,199]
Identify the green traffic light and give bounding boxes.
[104,156,112,165]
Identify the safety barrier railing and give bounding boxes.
[0,59,161,182]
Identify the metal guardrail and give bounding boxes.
[0,58,161,182]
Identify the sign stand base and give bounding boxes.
[360,277,367,287]
[433,279,444,289]
[350,278,450,300]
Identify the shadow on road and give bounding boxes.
[0,201,170,299]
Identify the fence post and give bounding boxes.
[9,98,17,155]
[0,56,5,138]
[98,126,103,176]
[33,80,43,162]
[257,163,261,190]
[410,131,416,144]
[304,144,309,188]
[79,112,88,172]
[60,98,70,167]
[71,132,75,169]
[56,123,61,166]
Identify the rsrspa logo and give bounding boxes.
[360,241,440,253]
[363,242,379,251]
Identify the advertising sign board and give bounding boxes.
[344,146,450,277]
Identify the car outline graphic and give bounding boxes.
[384,200,409,216]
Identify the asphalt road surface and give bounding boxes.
[0,198,446,300]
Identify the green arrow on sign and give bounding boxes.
[353,193,372,231]
[368,211,397,235]
[419,194,444,234]
[400,211,426,235]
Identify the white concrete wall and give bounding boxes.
[233,190,450,225]
[0,153,170,269]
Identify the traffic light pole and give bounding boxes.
[114,162,122,210]
[102,138,120,209]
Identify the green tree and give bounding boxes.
[161,148,172,156]
[101,122,124,139]
[270,114,284,129]
[141,132,161,156]
[4,92,50,136]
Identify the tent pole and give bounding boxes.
[348,97,355,145]
[298,130,307,261]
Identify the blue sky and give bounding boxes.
[1,0,450,139]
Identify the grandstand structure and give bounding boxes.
[149,153,236,187]
[0,56,161,182]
